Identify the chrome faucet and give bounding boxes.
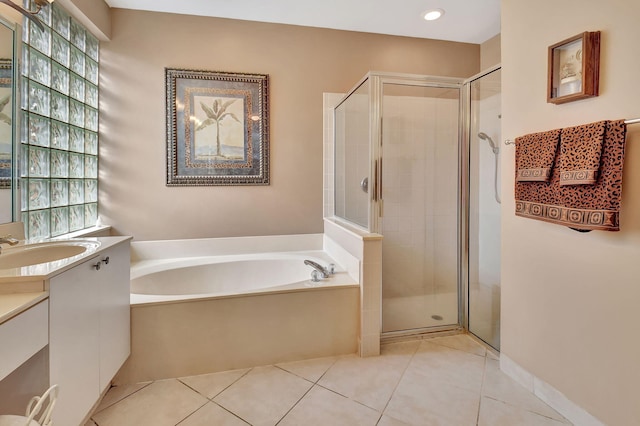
[304,260,335,281]
[0,235,19,255]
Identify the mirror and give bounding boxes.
[0,16,16,224]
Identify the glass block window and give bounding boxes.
[20,1,99,238]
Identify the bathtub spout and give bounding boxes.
[304,260,333,279]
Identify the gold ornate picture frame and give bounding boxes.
[166,68,269,186]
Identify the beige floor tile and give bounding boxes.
[317,353,408,411]
[179,368,250,399]
[376,414,412,425]
[380,340,421,361]
[478,397,572,426]
[178,402,249,426]
[407,341,486,393]
[92,379,208,426]
[384,371,481,425]
[279,385,380,426]
[428,334,487,357]
[482,358,567,422]
[213,365,313,426]
[276,356,337,383]
[94,382,152,413]
[84,420,98,426]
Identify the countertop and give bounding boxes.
[0,236,132,282]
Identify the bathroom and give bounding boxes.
[0,0,639,425]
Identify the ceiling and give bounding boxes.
[103,0,501,44]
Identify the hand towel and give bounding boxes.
[559,120,607,185]
[515,129,561,182]
[515,120,627,231]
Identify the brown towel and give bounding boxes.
[515,129,561,182]
[515,120,627,231]
[559,121,607,185]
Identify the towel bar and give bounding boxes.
[503,117,640,145]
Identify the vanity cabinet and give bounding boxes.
[0,300,48,382]
[48,241,130,426]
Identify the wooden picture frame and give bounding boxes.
[547,31,600,104]
[166,68,270,186]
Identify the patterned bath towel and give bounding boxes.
[515,119,627,231]
[515,129,561,182]
[559,120,607,186]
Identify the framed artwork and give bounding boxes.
[166,68,269,186]
[547,31,600,104]
[0,58,12,189]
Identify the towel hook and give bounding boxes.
[504,139,515,145]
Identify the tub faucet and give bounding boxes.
[304,260,334,281]
[0,235,19,255]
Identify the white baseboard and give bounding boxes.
[500,354,604,426]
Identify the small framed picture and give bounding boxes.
[547,31,600,104]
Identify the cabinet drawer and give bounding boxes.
[0,300,48,381]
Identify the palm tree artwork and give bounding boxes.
[194,96,245,160]
[0,93,11,126]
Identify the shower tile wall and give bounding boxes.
[381,95,459,332]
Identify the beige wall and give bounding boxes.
[502,1,640,424]
[100,9,479,241]
[480,34,501,70]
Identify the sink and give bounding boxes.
[0,240,101,269]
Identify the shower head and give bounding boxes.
[478,132,499,154]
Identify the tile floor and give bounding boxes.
[86,334,571,426]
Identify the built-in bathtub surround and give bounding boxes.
[324,218,383,357]
[114,234,362,384]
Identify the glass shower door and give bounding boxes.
[468,68,501,350]
[380,83,461,334]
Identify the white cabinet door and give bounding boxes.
[48,240,131,425]
[49,255,101,426]
[98,242,131,392]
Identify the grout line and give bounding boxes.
[91,381,153,416]
[482,396,573,425]
[476,354,489,425]
[273,355,340,385]
[378,340,421,417]
[174,399,209,425]
[273,383,315,425]
[212,401,253,426]
[178,367,254,400]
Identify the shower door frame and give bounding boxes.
[461,64,502,344]
[333,69,501,342]
[371,73,468,339]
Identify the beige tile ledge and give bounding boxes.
[323,218,383,241]
[53,225,112,239]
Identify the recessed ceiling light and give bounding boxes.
[423,8,445,21]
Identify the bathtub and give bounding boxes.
[114,236,360,384]
[130,251,356,305]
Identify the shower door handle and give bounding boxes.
[360,177,368,193]
[373,159,378,201]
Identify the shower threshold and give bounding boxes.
[381,325,465,345]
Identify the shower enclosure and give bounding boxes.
[333,68,501,350]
